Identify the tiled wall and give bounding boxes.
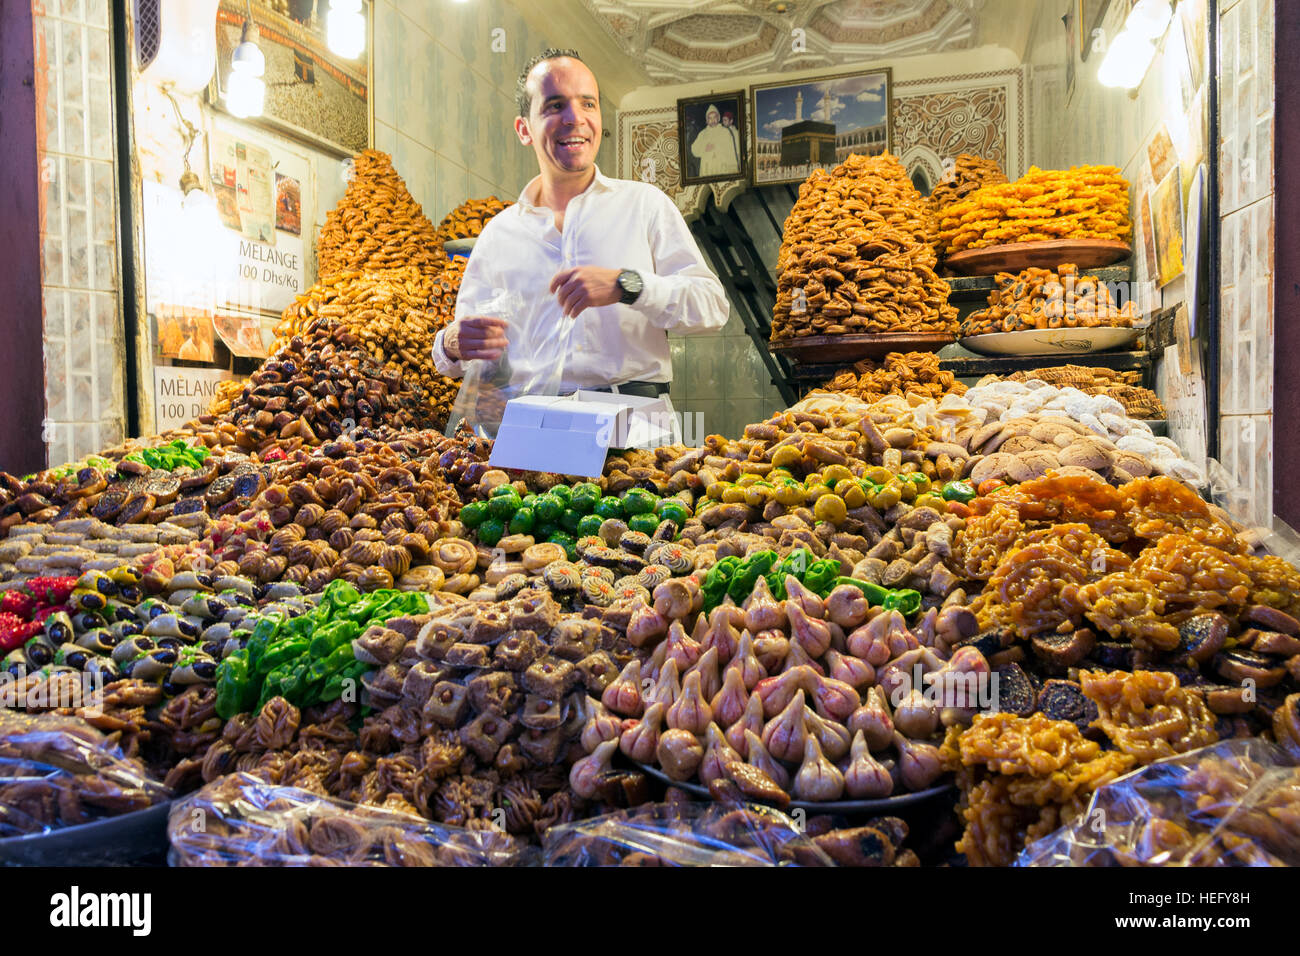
[371,0,617,223]
[1217,0,1275,525]
[1026,0,1206,313]
[33,0,125,468]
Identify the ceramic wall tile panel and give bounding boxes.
[35,0,125,467]
[1215,0,1274,520]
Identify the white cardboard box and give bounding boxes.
[488,391,674,476]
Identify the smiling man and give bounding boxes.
[432,49,729,430]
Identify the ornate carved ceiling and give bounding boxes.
[582,0,985,84]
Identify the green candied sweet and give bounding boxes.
[803,559,842,597]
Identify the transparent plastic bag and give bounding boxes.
[0,711,170,838]
[446,285,574,437]
[542,800,836,866]
[1016,738,1300,867]
[168,772,528,866]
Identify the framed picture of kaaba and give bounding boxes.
[208,0,371,159]
[749,67,892,187]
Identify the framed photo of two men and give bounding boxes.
[676,91,747,186]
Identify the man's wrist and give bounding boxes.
[617,269,644,305]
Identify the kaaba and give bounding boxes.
[780,120,837,166]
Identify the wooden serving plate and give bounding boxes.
[768,332,955,365]
[944,239,1131,276]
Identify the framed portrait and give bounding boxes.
[208,0,372,159]
[677,91,747,186]
[749,68,892,187]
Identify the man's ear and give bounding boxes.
[515,116,532,145]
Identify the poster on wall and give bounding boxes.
[156,304,217,362]
[209,0,371,158]
[214,310,273,358]
[208,116,312,316]
[1150,166,1186,288]
[677,91,746,186]
[749,68,892,187]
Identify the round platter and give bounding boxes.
[768,332,956,365]
[959,326,1141,357]
[944,239,1131,276]
[635,762,952,812]
[0,799,172,866]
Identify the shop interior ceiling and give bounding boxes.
[523,0,1035,90]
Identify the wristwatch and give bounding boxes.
[617,269,644,305]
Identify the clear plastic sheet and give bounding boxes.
[0,711,170,838]
[168,772,528,866]
[542,800,836,866]
[447,285,571,437]
[1016,738,1300,867]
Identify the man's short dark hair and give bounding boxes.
[515,48,584,118]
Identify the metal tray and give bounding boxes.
[635,762,952,812]
[0,800,172,866]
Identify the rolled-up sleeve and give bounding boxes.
[431,236,501,379]
[431,327,463,378]
[635,192,730,335]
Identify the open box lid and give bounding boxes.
[488,391,675,476]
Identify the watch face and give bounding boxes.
[620,270,643,300]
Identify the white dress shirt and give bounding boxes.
[431,167,729,392]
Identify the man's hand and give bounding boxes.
[550,266,622,318]
[444,316,508,361]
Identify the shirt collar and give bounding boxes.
[517,166,616,212]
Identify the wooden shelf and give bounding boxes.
[768,332,955,365]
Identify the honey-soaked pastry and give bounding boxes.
[941,713,1136,866]
[962,263,1136,335]
[772,153,958,340]
[819,351,966,403]
[938,165,1131,255]
[434,195,511,250]
[1079,669,1218,762]
[316,150,442,276]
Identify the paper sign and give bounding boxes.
[153,366,236,432]
[1165,305,1207,468]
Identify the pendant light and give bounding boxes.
[226,0,266,118]
[327,0,366,59]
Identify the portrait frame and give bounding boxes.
[676,90,747,186]
[207,0,373,160]
[749,67,893,188]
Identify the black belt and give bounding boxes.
[585,381,670,398]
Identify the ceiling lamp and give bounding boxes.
[1097,30,1155,88]
[1127,0,1173,40]
[1097,0,1169,89]
[226,1,265,118]
[328,0,366,58]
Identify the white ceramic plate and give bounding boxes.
[959,326,1141,356]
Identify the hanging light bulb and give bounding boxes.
[1127,0,1172,40]
[226,9,265,118]
[327,0,366,59]
[179,170,227,261]
[1097,30,1156,88]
